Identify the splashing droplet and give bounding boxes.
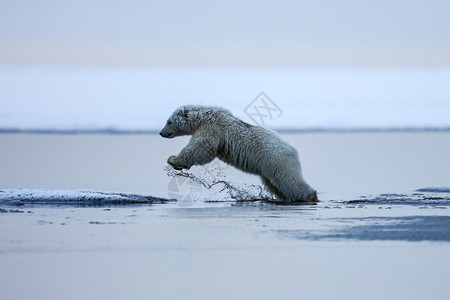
[164,164,274,202]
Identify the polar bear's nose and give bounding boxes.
[160,131,172,138]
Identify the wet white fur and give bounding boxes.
[160,105,317,202]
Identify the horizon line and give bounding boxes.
[2,127,450,135]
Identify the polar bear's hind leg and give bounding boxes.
[265,172,318,202]
[261,177,286,201]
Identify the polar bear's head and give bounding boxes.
[160,105,200,138]
[160,105,226,138]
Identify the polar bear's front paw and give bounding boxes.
[167,155,184,170]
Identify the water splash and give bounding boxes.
[164,164,274,202]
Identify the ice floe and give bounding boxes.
[0,189,171,205]
[416,186,450,193]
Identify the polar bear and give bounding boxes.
[160,105,318,202]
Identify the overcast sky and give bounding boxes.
[1,0,450,66]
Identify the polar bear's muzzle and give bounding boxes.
[159,128,175,138]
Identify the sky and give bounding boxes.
[1,0,450,67]
[1,67,450,130]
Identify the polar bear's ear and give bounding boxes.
[182,107,189,118]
